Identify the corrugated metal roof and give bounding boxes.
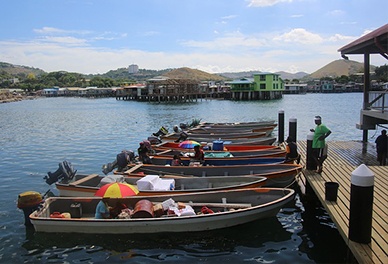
[229,78,254,84]
[338,24,388,56]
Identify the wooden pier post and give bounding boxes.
[278,109,284,143]
[348,164,374,244]
[306,131,316,170]
[288,117,297,142]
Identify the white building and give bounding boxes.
[128,64,139,74]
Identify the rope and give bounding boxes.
[370,124,388,139]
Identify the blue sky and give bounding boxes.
[1,0,387,74]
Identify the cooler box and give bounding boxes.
[152,178,175,191]
[70,202,82,218]
[136,175,160,191]
[212,140,224,151]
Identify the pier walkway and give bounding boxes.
[297,140,387,264]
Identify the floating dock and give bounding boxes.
[297,140,387,264]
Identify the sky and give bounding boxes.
[0,0,387,75]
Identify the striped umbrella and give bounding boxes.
[94,182,139,198]
[178,140,201,149]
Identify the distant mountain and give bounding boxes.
[0,62,45,77]
[92,68,172,80]
[218,71,261,79]
[218,70,308,80]
[1,60,377,82]
[162,67,227,81]
[306,59,376,79]
[275,71,309,80]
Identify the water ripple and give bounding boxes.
[0,95,359,263]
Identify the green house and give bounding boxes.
[253,73,284,91]
[229,73,284,100]
[230,73,284,91]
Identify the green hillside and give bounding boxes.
[0,62,45,77]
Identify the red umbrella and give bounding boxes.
[94,182,139,198]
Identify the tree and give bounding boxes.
[320,76,334,82]
[27,73,36,80]
[375,64,388,82]
[335,75,349,84]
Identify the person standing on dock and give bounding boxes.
[310,116,331,173]
[375,129,387,165]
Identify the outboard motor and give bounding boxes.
[148,136,162,145]
[17,191,43,226]
[44,160,77,185]
[174,131,188,142]
[17,189,54,226]
[153,126,168,137]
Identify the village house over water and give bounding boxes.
[37,67,383,102]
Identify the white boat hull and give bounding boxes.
[30,188,294,234]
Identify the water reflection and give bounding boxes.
[298,192,356,264]
[22,216,293,263]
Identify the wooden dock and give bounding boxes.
[297,140,387,264]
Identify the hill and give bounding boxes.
[219,71,261,79]
[306,59,376,79]
[275,71,309,80]
[218,70,308,80]
[91,68,172,80]
[0,60,379,83]
[0,62,45,77]
[162,67,227,81]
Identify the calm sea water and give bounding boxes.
[0,93,367,263]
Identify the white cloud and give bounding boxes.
[33,26,126,43]
[247,0,293,7]
[273,28,323,44]
[327,34,354,42]
[142,31,160,37]
[34,27,67,34]
[33,27,91,36]
[221,15,237,20]
[40,36,88,46]
[1,26,385,75]
[181,32,266,50]
[327,9,345,16]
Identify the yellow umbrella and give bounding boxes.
[94,182,139,198]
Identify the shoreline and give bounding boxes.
[0,94,38,104]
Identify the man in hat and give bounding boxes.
[310,116,331,173]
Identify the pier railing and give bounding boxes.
[368,91,388,112]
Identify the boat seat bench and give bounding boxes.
[69,174,99,186]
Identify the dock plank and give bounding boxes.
[297,140,388,264]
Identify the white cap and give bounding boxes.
[351,164,374,187]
